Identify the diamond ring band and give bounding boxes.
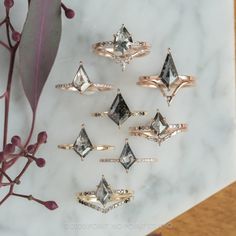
[100,139,158,173]
[137,48,196,105]
[129,110,188,145]
[93,24,151,71]
[55,61,113,95]
[58,124,114,160]
[76,175,133,213]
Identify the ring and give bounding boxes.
[129,110,188,145]
[137,48,196,105]
[92,24,151,71]
[76,175,134,213]
[100,139,158,172]
[58,124,114,160]
[55,61,113,94]
[91,89,147,128]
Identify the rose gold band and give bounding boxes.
[55,82,113,93]
[129,124,188,144]
[92,41,151,60]
[137,75,196,89]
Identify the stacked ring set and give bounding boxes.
[55,25,196,213]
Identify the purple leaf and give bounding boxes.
[19,0,62,112]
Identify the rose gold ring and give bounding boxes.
[100,138,158,173]
[92,24,151,71]
[58,124,114,161]
[129,110,188,145]
[55,61,113,95]
[137,48,196,105]
[76,175,133,213]
[91,89,147,128]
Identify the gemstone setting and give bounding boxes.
[113,24,133,54]
[108,92,131,126]
[119,142,137,170]
[73,127,93,158]
[96,176,113,206]
[159,50,178,89]
[151,111,169,135]
[72,62,92,93]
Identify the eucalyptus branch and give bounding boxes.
[0,0,75,210]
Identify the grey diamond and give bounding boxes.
[119,142,137,170]
[160,51,178,89]
[72,63,92,93]
[73,127,93,158]
[108,92,131,126]
[96,176,113,206]
[114,24,133,54]
[151,111,169,135]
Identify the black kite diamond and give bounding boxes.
[159,51,178,89]
[108,92,131,126]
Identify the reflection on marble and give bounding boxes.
[0,0,235,236]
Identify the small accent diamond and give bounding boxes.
[73,127,93,158]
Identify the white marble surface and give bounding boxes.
[0,0,236,235]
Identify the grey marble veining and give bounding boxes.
[0,0,236,236]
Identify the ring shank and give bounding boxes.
[55,82,113,93]
[93,41,151,60]
[138,75,196,89]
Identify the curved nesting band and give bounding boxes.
[129,123,188,145]
[77,189,133,214]
[93,41,151,69]
[76,175,133,213]
[137,75,196,105]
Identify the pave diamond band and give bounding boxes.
[100,139,158,172]
[57,124,114,160]
[93,24,151,70]
[129,110,188,145]
[55,82,113,93]
[76,176,133,213]
[55,61,113,95]
[137,48,196,105]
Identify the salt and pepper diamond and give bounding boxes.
[119,140,137,171]
[96,176,113,206]
[113,24,133,54]
[72,62,92,93]
[150,111,169,135]
[160,49,178,89]
[73,126,93,159]
[108,90,131,127]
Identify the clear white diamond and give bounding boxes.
[72,63,92,93]
[114,24,133,54]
